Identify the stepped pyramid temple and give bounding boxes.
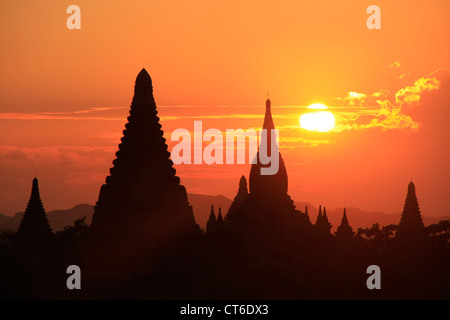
[16,177,52,242]
[90,69,200,249]
[226,99,309,228]
[397,181,426,239]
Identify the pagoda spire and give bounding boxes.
[335,208,354,239]
[304,205,311,224]
[249,98,288,196]
[397,181,426,239]
[226,175,249,218]
[217,208,224,224]
[263,98,275,130]
[206,205,217,233]
[322,207,332,234]
[217,98,298,230]
[315,205,332,235]
[341,208,349,225]
[17,177,52,241]
[315,205,323,226]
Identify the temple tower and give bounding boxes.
[206,205,217,233]
[304,205,311,225]
[315,205,323,227]
[335,208,354,239]
[397,181,426,239]
[226,176,249,219]
[249,98,289,196]
[16,178,52,241]
[217,208,224,224]
[90,69,200,243]
[227,98,308,228]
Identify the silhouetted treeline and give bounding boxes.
[0,218,449,300]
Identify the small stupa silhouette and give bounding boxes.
[16,177,52,241]
[335,208,354,239]
[397,181,426,239]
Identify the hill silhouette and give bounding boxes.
[0,204,94,232]
[186,193,231,230]
[0,198,447,232]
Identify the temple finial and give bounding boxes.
[134,68,153,96]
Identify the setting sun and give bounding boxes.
[300,104,335,132]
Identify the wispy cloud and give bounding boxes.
[335,92,367,107]
[0,145,115,167]
[395,76,440,105]
[389,61,401,68]
[334,69,446,132]
[0,113,125,121]
[396,73,410,80]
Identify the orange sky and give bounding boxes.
[0,1,449,217]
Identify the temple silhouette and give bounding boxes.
[397,181,426,240]
[89,69,200,252]
[1,68,449,300]
[16,177,53,244]
[335,208,354,240]
[225,98,310,230]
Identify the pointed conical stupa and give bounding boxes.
[315,205,323,226]
[304,205,311,225]
[17,178,52,240]
[397,181,426,239]
[217,208,224,224]
[206,205,216,233]
[91,68,200,243]
[321,207,332,234]
[226,175,248,218]
[335,208,354,239]
[249,98,289,196]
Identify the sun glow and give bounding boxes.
[300,104,335,132]
[307,103,328,110]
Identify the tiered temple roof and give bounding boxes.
[397,181,426,239]
[91,68,200,242]
[17,178,52,241]
[335,208,354,239]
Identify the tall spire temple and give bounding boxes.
[90,68,200,245]
[17,177,52,241]
[335,208,354,239]
[397,181,426,239]
[249,98,288,196]
[227,98,308,229]
[263,98,275,130]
